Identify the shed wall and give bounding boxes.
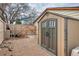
[68,19,79,55]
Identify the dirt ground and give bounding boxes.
[0,35,55,56]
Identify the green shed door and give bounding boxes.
[41,19,57,55]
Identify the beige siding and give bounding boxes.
[68,19,79,55]
[57,17,65,56]
[34,22,38,35]
[34,22,39,44]
[38,13,65,56]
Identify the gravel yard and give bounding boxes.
[0,35,55,56]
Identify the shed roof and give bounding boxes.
[48,10,79,19]
[33,7,79,23]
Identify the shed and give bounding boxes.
[0,17,6,44]
[34,7,79,56]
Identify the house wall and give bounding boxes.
[67,19,79,55]
[38,12,65,56]
[0,18,5,44]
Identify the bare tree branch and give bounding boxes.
[0,3,38,24]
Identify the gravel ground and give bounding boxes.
[0,35,55,56]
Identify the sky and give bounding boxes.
[29,3,79,12]
[19,3,79,24]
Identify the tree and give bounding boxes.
[0,3,9,22]
[7,3,31,24]
[0,3,38,24]
[21,8,38,24]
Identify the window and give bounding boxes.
[48,20,56,28]
[42,21,47,28]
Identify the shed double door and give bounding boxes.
[41,19,57,55]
